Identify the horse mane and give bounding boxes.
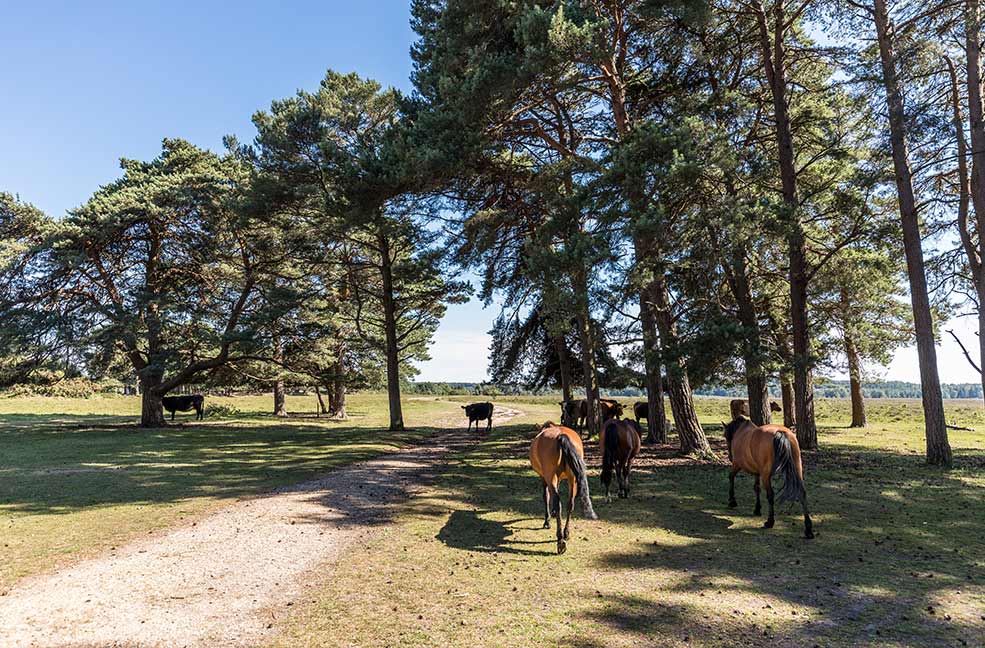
[540,421,557,430]
[724,416,751,445]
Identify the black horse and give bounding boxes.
[162,394,205,421]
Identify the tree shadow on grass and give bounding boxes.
[0,412,434,515]
[426,422,985,647]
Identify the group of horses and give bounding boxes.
[518,396,813,555]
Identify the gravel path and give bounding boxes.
[0,405,522,648]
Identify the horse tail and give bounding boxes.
[772,431,806,504]
[600,420,619,490]
[559,434,597,520]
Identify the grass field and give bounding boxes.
[272,396,985,648]
[2,393,984,646]
[0,392,461,588]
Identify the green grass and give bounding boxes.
[272,397,985,648]
[0,391,462,588]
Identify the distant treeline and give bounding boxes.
[408,381,984,400]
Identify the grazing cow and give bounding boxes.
[730,399,782,420]
[161,394,205,421]
[462,402,494,432]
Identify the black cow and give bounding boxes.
[162,394,205,421]
[462,402,494,432]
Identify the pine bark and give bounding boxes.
[554,333,574,403]
[962,2,985,406]
[845,332,867,428]
[753,0,816,448]
[140,374,167,427]
[315,385,328,415]
[573,267,602,437]
[873,0,951,465]
[379,232,405,431]
[652,279,709,455]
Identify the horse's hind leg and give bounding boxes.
[563,475,575,540]
[763,471,775,529]
[728,468,739,508]
[542,483,551,529]
[801,493,815,539]
[753,476,761,516]
[549,481,565,554]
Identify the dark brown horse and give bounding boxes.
[529,422,597,554]
[723,416,814,539]
[600,418,641,499]
[558,399,624,433]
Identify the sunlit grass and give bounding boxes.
[273,396,985,648]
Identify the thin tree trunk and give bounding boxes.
[873,0,951,465]
[315,385,328,415]
[636,231,670,443]
[845,332,867,428]
[650,362,667,444]
[573,267,602,437]
[724,248,770,425]
[961,4,985,406]
[652,279,710,455]
[780,376,795,429]
[754,0,816,448]
[554,332,574,403]
[273,336,287,417]
[379,232,405,431]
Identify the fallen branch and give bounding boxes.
[946,424,974,431]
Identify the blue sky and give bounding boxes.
[2,1,981,384]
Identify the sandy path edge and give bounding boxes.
[0,406,523,648]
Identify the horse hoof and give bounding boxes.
[763,519,774,529]
[805,530,815,540]
[543,521,550,529]
[728,500,738,509]
[753,508,761,516]
[557,540,567,555]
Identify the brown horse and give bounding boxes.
[723,416,814,539]
[529,422,597,554]
[600,418,641,499]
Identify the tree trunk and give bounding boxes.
[379,233,405,431]
[725,248,771,426]
[554,332,574,403]
[273,336,287,417]
[754,0,816,448]
[572,267,602,437]
[873,0,951,465]
[330,376,347,420]
[962,2,985,406]
[641,290,667,444]
[845,332,867,428]
[635,230,670,444]
[780,375,796,429]
[315,385,328,415]
[652,279,710,455]
[139,373,167,427]
[273,380,287,417]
